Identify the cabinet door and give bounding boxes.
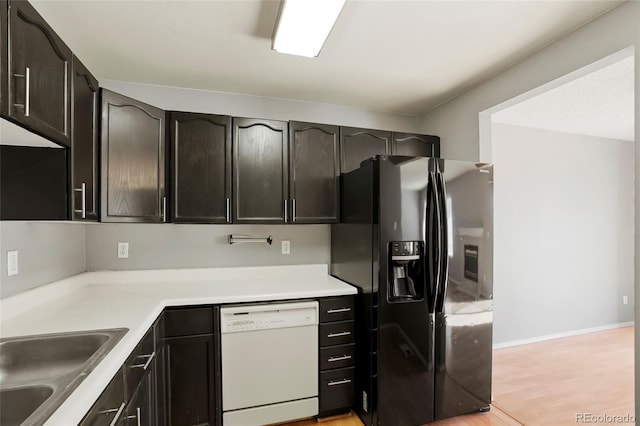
[233,118,288,223]
[170,112,231,223]
[1,0,7,116]
[101,89,166,223]
[7,0,71,146]
[165,335,216,426]
[340,127,391,173]
[71,55,99,221]
[391,132,440,157]
[289,121,339,223]
[124,368,154,426]
[80,370,126,426]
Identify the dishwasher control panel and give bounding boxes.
[220,301,319,333]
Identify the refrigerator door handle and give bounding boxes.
[430,169,443,312]
[435,169,450,313]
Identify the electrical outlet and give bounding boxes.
[7,251,18,276]
[623,295,629,305]
[117,242,129,259]
[281,240,290,255]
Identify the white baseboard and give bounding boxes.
[493,321,635,350]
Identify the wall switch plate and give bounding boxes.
[118,242,129,259]
[7,251,18,276]
[281,240,290,255]
[623,295,629,305]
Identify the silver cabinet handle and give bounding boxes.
[328,354,352,362]
[327,331,351,338]
[98,402,125,426]
[328,378,352,386]
[125,407,142,426]
[292,198,296,222]
[284,199,288,223]
[12,67,30,115]
[25,67,30,116]
[226,197,231,223]
[162,197,167,222]
[73,182,86,219]
[327,307,351,314]
[130,352,155,370]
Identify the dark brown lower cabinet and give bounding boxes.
[124,366,154,426]
[161,306,219,426]
[318,296,356,417]
[165,335,216,425]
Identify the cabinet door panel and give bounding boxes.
[71,55,99,221]
[289,121,339,223]
[8,1,71,146]
[340,127,391,173]
[392,132,440,157]
[101,89,166,222]
[171,113,231,223]
[165,335,215,426]
[1,0,7,115]
[124,368,154,426]
[233,118,287,223]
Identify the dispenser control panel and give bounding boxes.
[391,241,421,257]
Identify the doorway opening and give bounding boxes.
[481,47,635,424]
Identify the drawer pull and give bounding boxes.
[328,354,352,362]
[327,331,351,338]
[98,402,125,426]
[130,352,155,370]
[328,378,352,386]
[327,307,351,314]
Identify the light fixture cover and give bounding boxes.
[273,0,346,58]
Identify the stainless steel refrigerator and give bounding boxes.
[331,155,493,425]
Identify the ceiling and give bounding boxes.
[492,55,635,141]
[31,0,624,116]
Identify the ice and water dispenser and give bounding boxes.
[388,241,424,302]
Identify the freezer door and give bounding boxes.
[433,160,493,420]
[377,156,436,425]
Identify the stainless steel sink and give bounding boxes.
[0,328,128,426]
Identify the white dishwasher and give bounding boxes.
[220,301,319,426]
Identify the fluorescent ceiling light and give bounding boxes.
[273,0,346,58]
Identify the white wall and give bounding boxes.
[418,1,639,413]
[0,222,86,298]
[86,224,329,271]
[492,123,634,344]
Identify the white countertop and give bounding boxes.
[0,264,356,425]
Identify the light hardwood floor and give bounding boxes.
[281,326,634,426]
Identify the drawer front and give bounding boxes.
[80,369,125,426]
[319,321,355,347]
[124,327,155,399]
[319,296,354,323]
[319,367,355,416]
[164,307,214,337]
[319,343,355,370]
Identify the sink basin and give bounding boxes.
[0,328,128,426]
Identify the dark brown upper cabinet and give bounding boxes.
[1,0,7,116]
[6,0,72,147]
[339,127,391,173]
[169,112,232,224]
[101,89,167,223]
[391,132,440,157]
[289,121,340,223]
[233,118,288,224]
[70,55,99,221]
